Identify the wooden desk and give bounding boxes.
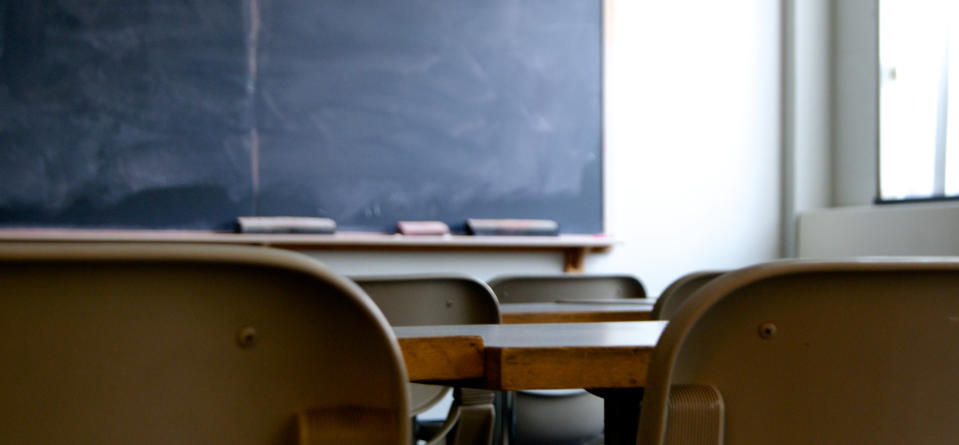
[395,321,666,390]
[395,321,667,445]
[500,301,655,324]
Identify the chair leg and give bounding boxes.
[423,388,496,445]
[451,388,496,445]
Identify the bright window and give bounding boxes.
[879,0,959,200]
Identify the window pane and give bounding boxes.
[879,0,950,200]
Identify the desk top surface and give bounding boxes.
[394,321,667,389]
[394,320,666,348]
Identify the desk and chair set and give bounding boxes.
[3,242,958,445]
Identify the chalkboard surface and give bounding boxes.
[0,0,602,234]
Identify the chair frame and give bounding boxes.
[0,242,411,445]
[352,274,501,445]
[639,258,959,445]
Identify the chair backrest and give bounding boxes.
[651,271,724,320]
[352,275,500,414]
[638,258,959,445]
[353,275,501,327]
[0,243,410,445]
[487,274,645,303]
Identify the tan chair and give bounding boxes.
[489,274,646,304]
[651,271,724,320]
[488,274,645,445]
[0,242,410,445]
[638,258,959,445]
[353,275,501,445]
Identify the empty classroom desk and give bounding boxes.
[394,321,668,445]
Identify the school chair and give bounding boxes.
[352,275,501,445]
[488,274,646,304]
[651,270,725,320]
[0,242,410,445]
[638,258,959,445]
[488,274,645,445]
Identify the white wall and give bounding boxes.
[588,0,783,293]
[302,250,563,282]
[307,0,786,294]
[798,202,959,257]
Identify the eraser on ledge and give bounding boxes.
[235,216,336,234]
[397,221,450,236]
[466,218,559,236]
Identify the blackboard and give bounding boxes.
[0,0,603,234]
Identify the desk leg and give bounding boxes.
[591,388,644,445]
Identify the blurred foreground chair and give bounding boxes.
[651,271,724,320]
[488,274,646,445]
[0,243,410,445]
[639,258,959,445]
[353,275,501,445]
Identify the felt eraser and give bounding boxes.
[397,221,450,235]
[466,218,559,236]
[235,216,336,234]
